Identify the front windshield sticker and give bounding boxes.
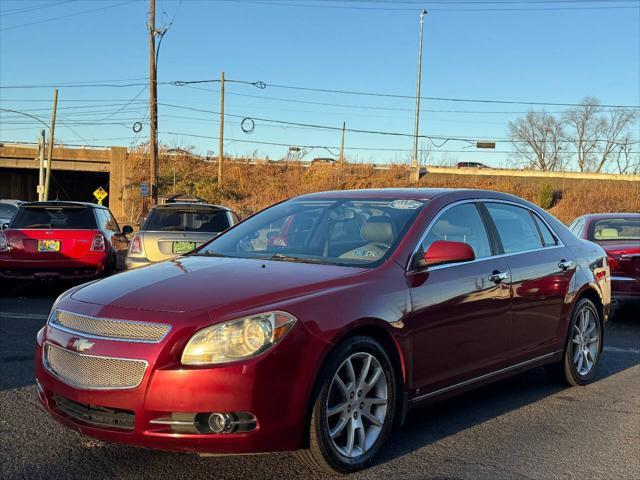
[390,200,423,210]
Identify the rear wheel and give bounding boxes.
[295,336,396,474]
[546,298,602,386]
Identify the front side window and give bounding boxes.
[10,206,97,229]
[486,203,543,254]
[416,203,492,262]
[590,217,640,241]
[144,208,231,233]
[196,198,425,267]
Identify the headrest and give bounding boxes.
[432,220,470,237]
[596,228,618,239]
[361,216,393,244]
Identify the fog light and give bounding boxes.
[208,413,231,433]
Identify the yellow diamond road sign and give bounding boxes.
[93,187,108,205]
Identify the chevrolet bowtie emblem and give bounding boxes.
[71,338,94,352]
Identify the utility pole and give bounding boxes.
[148,0,158,206]
[340,121,346,163]
[44,88,58,201]
[411,9,427,182]
[218,71,225,187]
[37,129,46,201]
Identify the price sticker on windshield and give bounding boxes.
[390,200,422,210]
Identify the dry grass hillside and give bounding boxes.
[131,155,640,225]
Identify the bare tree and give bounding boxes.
[508,111,565,171]
[563,97,638,173]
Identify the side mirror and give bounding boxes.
[422,240,475,268]
[121,225,134,235]
[1,223,8,230]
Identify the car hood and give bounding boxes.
[71,255,366,313]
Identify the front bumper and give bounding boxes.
[34,308,328,455]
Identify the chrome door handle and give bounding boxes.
[558,259,575,271]
[488,271,510,283]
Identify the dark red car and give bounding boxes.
[0,201,132,282]
[35,189,610,474]
[569,212,639,315]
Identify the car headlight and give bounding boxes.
[181,311,297,365]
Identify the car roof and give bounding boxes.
[0,199,25,205]
[21,200,104,209]
[295,188,528,203]
[152,202,231,211]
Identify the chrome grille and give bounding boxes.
[51,310,170,342]
[43,343,147,390]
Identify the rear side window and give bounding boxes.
[10,206,97,229]
[569,218,585,236]
[144,208,231,232]
[418,203,492,260]
[533,215,559,247]
[485,203,543,254]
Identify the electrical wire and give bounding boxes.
[0,1,140,32]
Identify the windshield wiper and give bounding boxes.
[267,253,329,265]
[191,251,228,257]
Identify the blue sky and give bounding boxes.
[1,0,639,167]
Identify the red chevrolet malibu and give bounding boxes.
[0,201,132,282]
[569,213,639,315]
[35,189,610,474]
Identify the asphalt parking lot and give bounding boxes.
[0,282,638,480]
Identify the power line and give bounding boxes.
[0,0,77,17]
[217,0,640,11]
[262,82,640,109]
[0,1,141,32]
[2,76,638,109]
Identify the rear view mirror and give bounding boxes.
[122,225,134,235]
[422,240,475,268]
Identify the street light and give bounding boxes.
[411,9,428,182]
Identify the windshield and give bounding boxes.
[10,206,97,229]
[589,217,640,241]
[195,198,425,267]
[144,208,231,232]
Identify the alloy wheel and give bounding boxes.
[325,352,388,459]
[571,305,600,376]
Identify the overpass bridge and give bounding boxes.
[0,143,130,222]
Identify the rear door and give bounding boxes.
[483,202,575,364]
[6,205,99,260]
[407,202,512,395]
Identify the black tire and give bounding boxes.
[295,336,397,475]
[545,298,602,386]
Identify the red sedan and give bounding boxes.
[0,201,132,282]
[569,213,639,315]
[35,189,610,474]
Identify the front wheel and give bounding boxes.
[296,336,396,474]
[546,298,602,386]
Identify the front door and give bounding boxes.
[406,202,511,395]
